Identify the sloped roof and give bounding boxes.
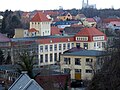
[103,18,120,23]
[9,73,43,90]
[0,33,10,42]
[86,18,96,22]
[28,28,38,32]
[76,27,105,36]
[64,27,83,35]
[51,26,61,35]
[31,12,50,22]
[110,21,120,26]
[63,50,106,57]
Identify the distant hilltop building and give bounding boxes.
[82,0,96,9]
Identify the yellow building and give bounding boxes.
[58,13,73,21]
[60,49,106,80]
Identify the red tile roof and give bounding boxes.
[76,27,105,36]
[103,18,120,23]
[31,12,50,22]
[51,26,61,35]
[86,18,95,22]
[36,37,74,44]
[75,27,107,41]
[110,21,120,26]
[28,28,38,32]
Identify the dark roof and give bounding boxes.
[63,26,83,34]
[63,50,106,57]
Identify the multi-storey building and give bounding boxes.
[60,49,108,80]
[29,12,51,36]
[11,27,107,66]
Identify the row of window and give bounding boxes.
[40,43,74,52]
[40,53,58,63]
[64,68,92,73]
[64,58,93,65]
[76,43,88,49]
[31,22,49,25]
[94,42,106,48]
[76,37,88,41]
[93,36,104,41]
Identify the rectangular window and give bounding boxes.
[54,44,57,51]
[40,55,43,63]
[63,44,66,50]
[86,58,93,65]
[83,43,88,49]
[45,54,48,62]
[75,58,81,65]
[45,45,48,52]
[86,69,92,73]
[102,42,105,48]
[76,43,80,48]
[71,43,74,48]
[40,46,43,52]
[54,53,57,61]
[75,69,81,73]
[64,68,70,73]
[59,44,61,50]
[64,58,71,64]
[50,45,53,51]
[67,43,70,49]
[94,42,96,47]
[50,53,53,62]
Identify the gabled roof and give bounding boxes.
[0,33,10,42]
[31,12,50,22]
[28,28,38,32]
[9,73,43,90]
[76,27,105,36]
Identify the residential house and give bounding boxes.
[52,21,80,29]
[58,12,73,21]
[82,18,96,27]
[29,12,51,36]
[75,14,86,21]
[60,49,107,80]
[107,21,120,30]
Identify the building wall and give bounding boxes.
[30,21,51,36]
[14,29,25,38]
[60,55,98,80]
[38,42,75,66]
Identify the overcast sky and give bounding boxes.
[0,0,119,11]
